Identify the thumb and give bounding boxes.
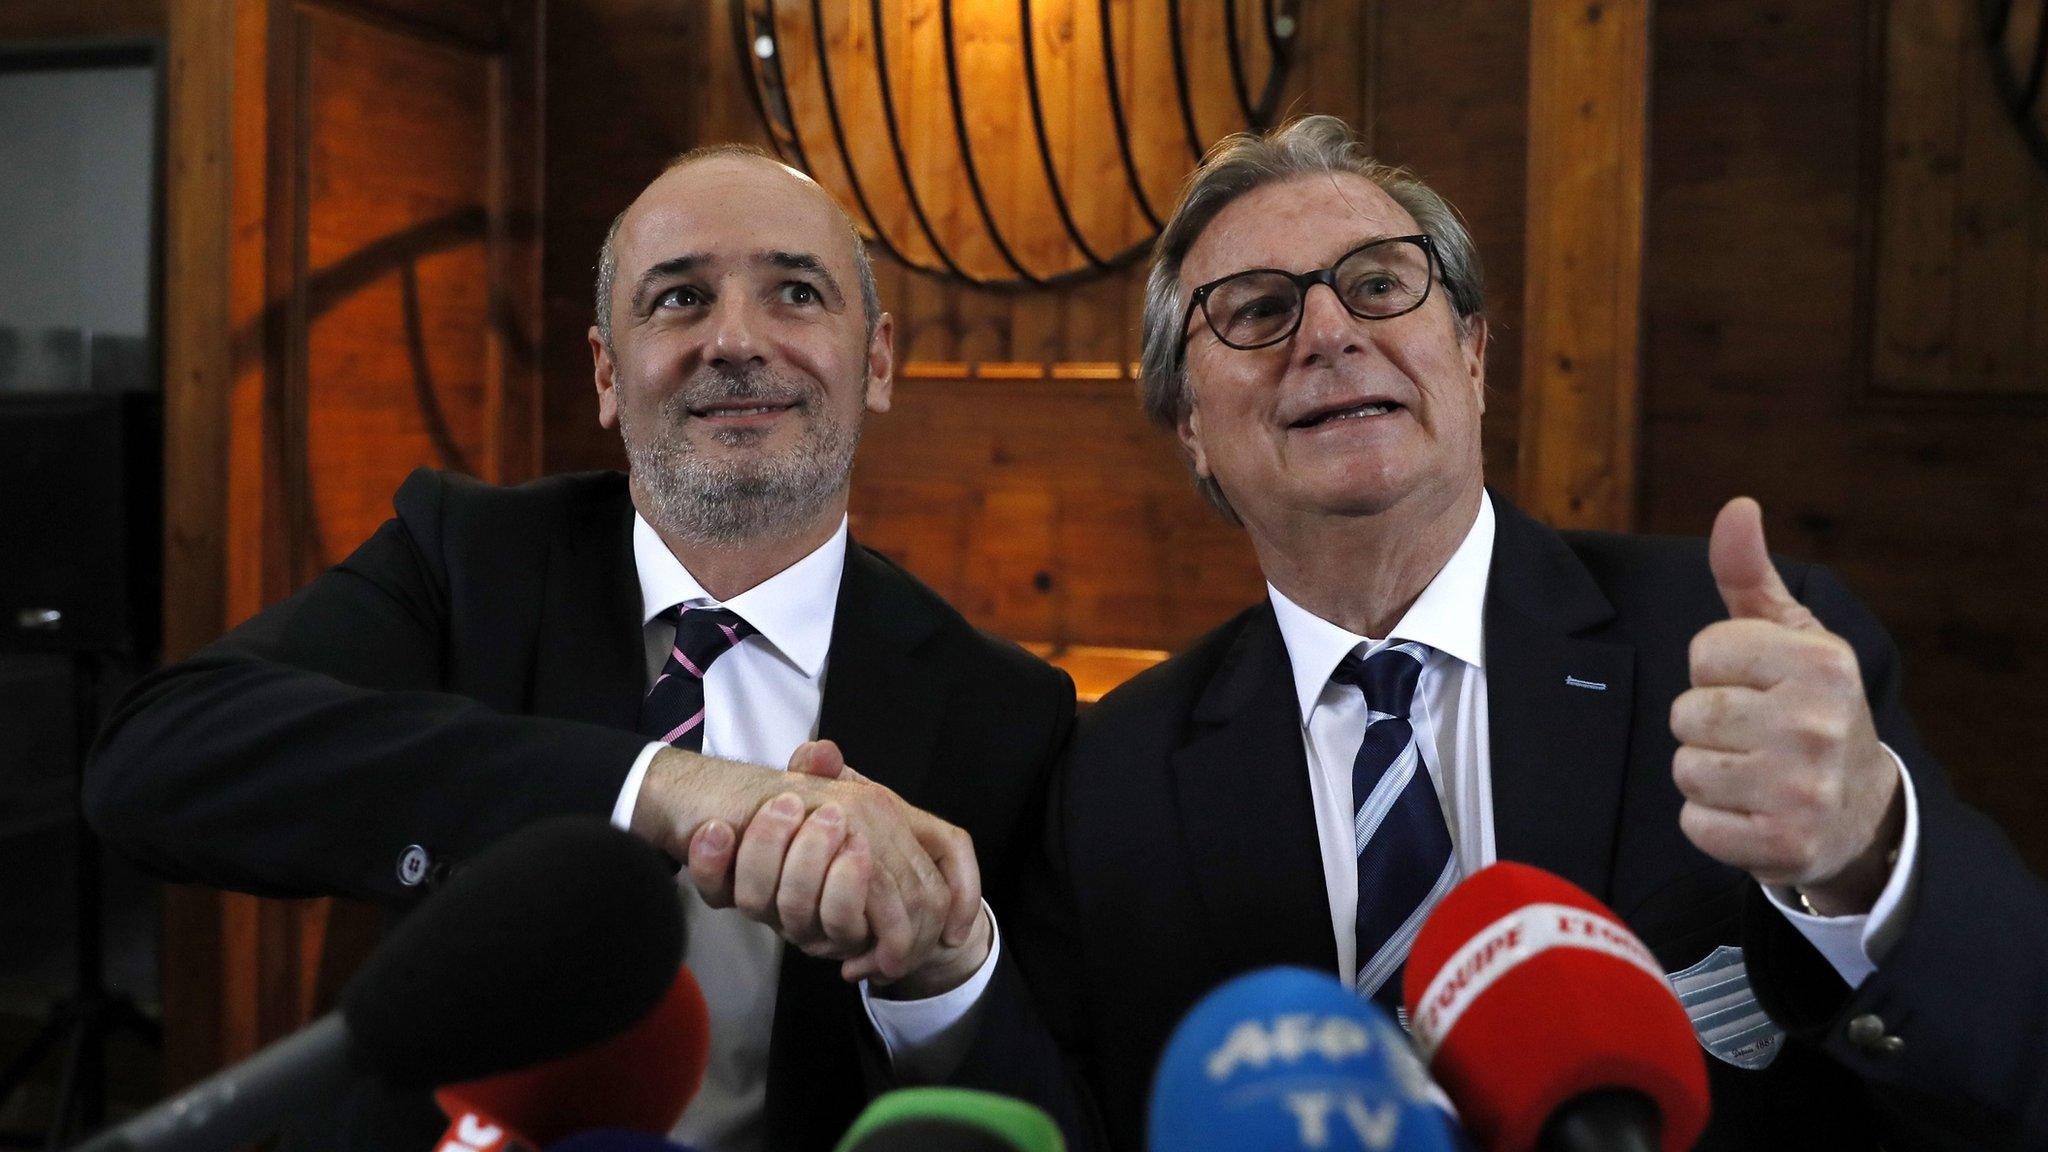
[786,739,848,780]
[1708,497,1812,627]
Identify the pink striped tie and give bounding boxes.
[638,605,755,753]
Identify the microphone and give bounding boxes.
[1400,862,1709,1152]
[71,816,685,1152]
[1148,966,1460,1152]
[542,1134,700,1152]
[832,1088,1067,1152]
[432,964,710,1151]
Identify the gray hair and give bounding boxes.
[594,143,883,349]
[1138,115,1486,520]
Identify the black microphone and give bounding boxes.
[544,1133,702,1152]
[70,816,684,1152]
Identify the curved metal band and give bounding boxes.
[867,0,974,279]
[753,6,815,170]
[2026,8,2048,108]
[1097,0,1168,231]
[941,0,1043,283]
[1018,0,1115,270]
[726,0,1306,287]
[807,0,922,269]
[1164,0,1207,163]
[730,3,777,149]
[1253,0,1298,125]
[1224,0,1259,128]
[1980,1,2048,176]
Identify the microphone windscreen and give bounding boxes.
[435,965,711,1149]
[543,1131,701,1151]
[832,1088,1066,1152]
[1148,966,1459,1152]
[340,815,685,1088]
[1401,862,1708,1152]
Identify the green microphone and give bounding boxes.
[833,1088,1066,1152]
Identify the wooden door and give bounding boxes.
[161,0,541,1084]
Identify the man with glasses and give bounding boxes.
[957,116,2047,1150]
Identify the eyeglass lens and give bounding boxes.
[1202,238,1432,349]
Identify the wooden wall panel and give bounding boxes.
[0,0,164,41]
[327,0,504,46]
[1873,0,2048,397]
[539,0,727,477]
[161,0,543,1082]
[1644,0,2048,873]
[850,376,1267,650]
[1362,0,1531,501]
[298,5,500,576]
[1517,0,1647,529]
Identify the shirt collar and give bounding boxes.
[1268,491,1496,722]
[632,513,847,680]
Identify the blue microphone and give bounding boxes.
[542,1132,699,1152]
[1148,967,1463,1152]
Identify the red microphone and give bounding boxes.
[1401,862,1709,1152]
[432,965,712,1152]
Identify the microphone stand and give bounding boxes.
[0,650,162,1149]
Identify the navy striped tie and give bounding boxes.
[1334,641,1457,1015]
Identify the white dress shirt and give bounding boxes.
[1265,492,1922,991]
[608,513,997,1152]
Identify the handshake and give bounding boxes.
[630,740,988,1000]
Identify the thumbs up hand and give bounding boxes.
[1669,498,1905,916]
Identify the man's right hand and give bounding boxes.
[630,741,981,983]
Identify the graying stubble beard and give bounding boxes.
[619,365,863,547]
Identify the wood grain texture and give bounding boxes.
[156,0,249,1081]
[1873,0,2048,397]
[0,0,163,40]
[1371,0,1530,495]
[850,375,1267,650]
[158,0,545,1084]
[1517,0,1648,531]
[297,3,497,576]
[1643,0,2048,874]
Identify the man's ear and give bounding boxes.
[864,313,895,414]
[590,325,619,429]
[1461,314,1489,415]
[1176,401,1212,479]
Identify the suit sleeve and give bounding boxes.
[943,694,1114,1152]
[1743,562,2048,1149]
[83,469,649,905]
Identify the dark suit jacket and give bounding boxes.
[979,493,2047,1152]
[84,468,1076,1152]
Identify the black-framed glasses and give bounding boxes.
[1177,234,1438,362]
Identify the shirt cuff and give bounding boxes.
[1762,743,1922,988]
[610,742,669,832]
[859,901,1001,1084]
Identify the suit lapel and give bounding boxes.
[767,542,948,1151]
[1484,494,1636,903]
[1170,604,1340,977]
[530,477,645,732]
[814,543,947,800]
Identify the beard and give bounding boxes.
[618,362,863,546]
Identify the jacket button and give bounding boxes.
[397,845,432,887]
[1873,1035,1905,1057]
[1845,1013,1885,1046]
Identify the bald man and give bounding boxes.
[87,145,1074,1152]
